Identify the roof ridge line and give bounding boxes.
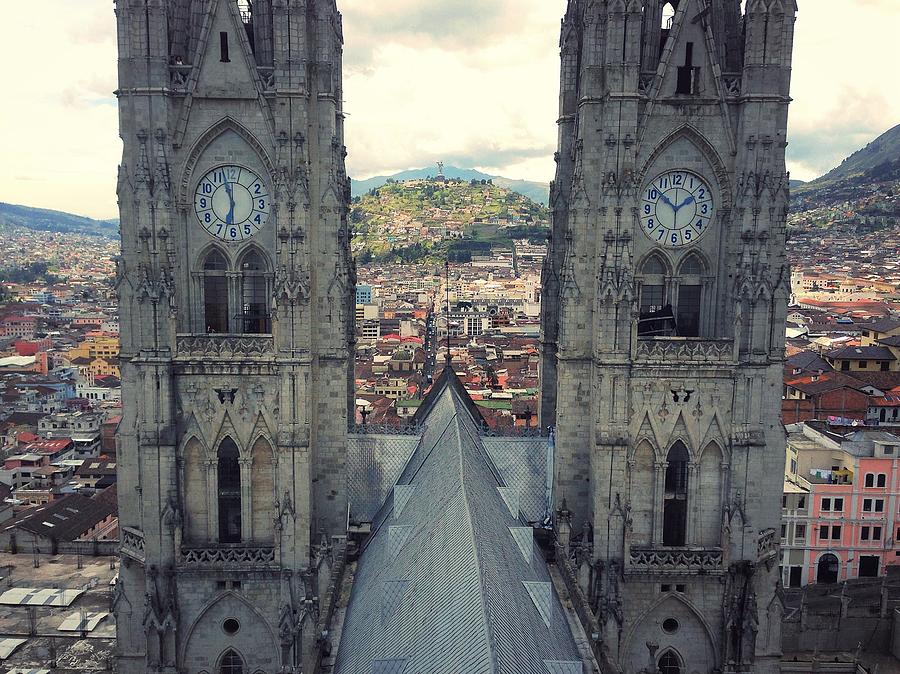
[453,417,500,674]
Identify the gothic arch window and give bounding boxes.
[663,442,689,546]
[217,438,242,543]
[639,254,674,337]
[676,253,705,337]
[658,649,683,674]
[661,2,677,29]
[240,248,272,335]
[203,249,230,333]
[219,649,245,674]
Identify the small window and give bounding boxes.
[795,524,806,540]
[831,526,841,540]
[662,618,680,634]
[833,498,844,512]
[780,524,787,539]
[841,361,850,372]
[875,499,884,513]
[865,474,875,488]
[821,497,831,511]
[782,495,787,508]
[798,495,806,509]
[220,32,231,63]
[859,360,868,369]
[861,526,870,541]
[877,474,886,488]
[863,499,872,512]
[873,526,882,541]
[819,525,829,539]
[659,651,682,674]
[675,42,700,95]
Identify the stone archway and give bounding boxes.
[816,553,839,584]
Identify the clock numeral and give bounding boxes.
[199,198,207,209]
[684,229,692,241]
[648,188,659,200]
[646,219,656,230]
[656,228,666,241]
[254,214,262,225]
[697,188,706,199]
[202,182,213,194]
[254,183,262,195]
[673,173,683,186]
[204,213,212,224]
[644,204,652,215]
[215,224,224,236]
[258,199,266,210]
[696,220,704,230]
[229,227,238,239]
[671,232,679,245]
[701,204,708,214]
[244,225,252,235]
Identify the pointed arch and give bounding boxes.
[622,592,719,674]
[639,124,733,211]
[218,649,245,674]
[238,245,273,334]
[217,436,242,543]
[180,116,276,203]
[658,648,683,674]
[181,591,278,670]
[661,2,677,29]
[663,441,689,546]
[199,244,231,333]
[698,441,723,547]
[677,252,706,276]
[183,435,210,542]
[638,252,672,335]
[250,434,276,543]
[630,438,656,545]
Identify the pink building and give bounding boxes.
[781,423,899,586]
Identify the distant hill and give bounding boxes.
[352,166,550,206]
[797,123,900,194]
[0,202,118,237]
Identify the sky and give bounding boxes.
[0,1,897,220]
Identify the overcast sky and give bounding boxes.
[1,1,897,220]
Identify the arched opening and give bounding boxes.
[698,442,723,547]
[203,249,230,333]
[250,436,275,543]
[663,442,689,546]
[816,553,839,584]
[676,254,704,337]
[217,438,242,544]
[638,254,675,337]
[184,438,209,542]
[661,2,677,29]
[240,249,271,334]
[219,648,245,674]
[658,649,682,674]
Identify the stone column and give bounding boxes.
[687,461,698,545]
[239,456,253,542]
[206,459,218,542]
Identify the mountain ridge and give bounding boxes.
[0,202,118,237]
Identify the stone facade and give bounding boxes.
[113,1,354,672]
[540,1,796,673]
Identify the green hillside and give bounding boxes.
[351,178,549,264]
[0,202,118,237]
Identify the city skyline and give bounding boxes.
[1,0,898,220]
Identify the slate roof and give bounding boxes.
[2,493,116,542]
[335,375,583,674]
[825,346,895,361]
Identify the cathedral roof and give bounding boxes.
[334,374,583,674]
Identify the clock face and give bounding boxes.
[194,165,271,242]
[640,169,714,248]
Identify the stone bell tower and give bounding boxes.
[113,0,354,672]
[541,1,796,672]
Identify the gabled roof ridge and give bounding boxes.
[453,419,499,674]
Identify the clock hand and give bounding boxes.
[677,195,696,210]
[659,193,677,211]
[223,178,235,225]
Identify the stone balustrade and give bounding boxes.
[176,334,275,359]
[120,526,145,562]
[635,338,734,365]
[179,544,277,569]
[628,547,724,575]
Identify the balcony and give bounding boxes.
[627,547,723,575]
[120,526,145,563]
[175,334,274,359]
[635,338,734,365]
[179,544,277,570]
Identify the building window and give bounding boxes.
[833,498,844,512]
[220,32,231,63]
[863,499,872,512]
[821,497,831,511]
[658,650,682,674]
[796,524,806,540]
[798,495,806,509]
[676,285,702,337]
[675,42,701,95]
[240,249,271,334]
[877,474,886,488]
[875,499,884,513]
[219,649,244,674]
[217,438,242,544]
[203,249,230,333]
[780,524,787,539]
[817,553,839,584]
[638,255,672,337]
[862,526,870,541]
[663,442,689,547]
[865,473,875,488]
[873,526,882,541]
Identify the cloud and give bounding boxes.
[1,0,899,216]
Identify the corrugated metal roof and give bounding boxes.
[334,377,583,674]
